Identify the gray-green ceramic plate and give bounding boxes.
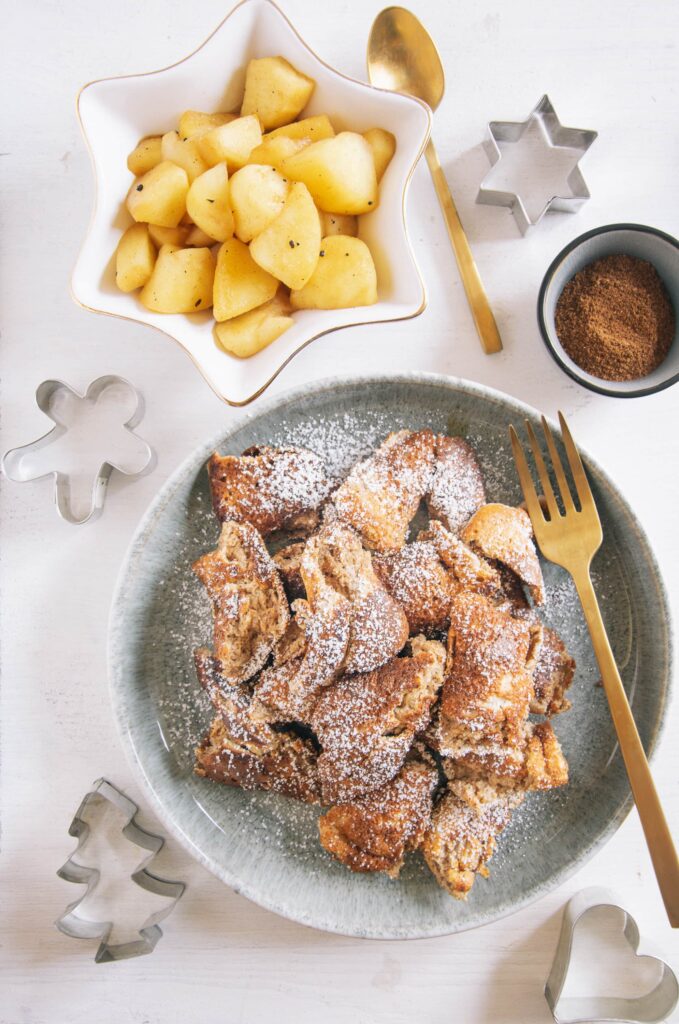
[108,374,672,938]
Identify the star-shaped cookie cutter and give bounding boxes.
[56,778,186,962]
[545,887,678,1024]
[2,375,154,525]
[477,95,597,235]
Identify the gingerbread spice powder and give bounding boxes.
[554,253,675,381]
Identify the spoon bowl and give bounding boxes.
[367,6,444,110]
[368,6,503,355]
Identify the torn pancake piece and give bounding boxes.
[195,716,321,803]
[301,523,409,674]
[272,615,308,667]
[422,779,523,899]
[420,520,501,596]
[431,589,538,756]
[319,761,438,877]
[373,538,454,634]
[426,435,486,533]
[442,720,569,792]
[330,429,436,552]
[461,503,545,604]
[272,540,307,601]
[312,636,446,804]
[193,649,320,803]
[531,626,575,716]
[208,445,332,536]
[192,520,289,685]
[256,591,352,723]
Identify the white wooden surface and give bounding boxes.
[1,1,678,1021]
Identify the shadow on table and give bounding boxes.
[436,142,522,245]
[476,908,561,1024]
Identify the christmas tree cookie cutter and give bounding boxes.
[56,778,185,961]
[545,887,678,1024]
[2,375,154,525]
[477,95,597,235]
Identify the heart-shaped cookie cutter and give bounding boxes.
[545,887,678,1024]
[56,778,185,962]
[2,375,154,524]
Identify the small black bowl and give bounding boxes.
[537,223,679,397]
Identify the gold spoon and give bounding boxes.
[368,6,502,354]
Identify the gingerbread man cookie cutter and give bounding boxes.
[545,887,678,1024]
[2,375,154,524]
[56,778,185,962]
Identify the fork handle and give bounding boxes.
[573,568,679,927]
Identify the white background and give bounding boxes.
[2,1,678,1021]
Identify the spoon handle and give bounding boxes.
[424,139,502,354]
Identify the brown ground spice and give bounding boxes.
[554,253,675,381]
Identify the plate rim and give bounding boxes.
[108,371,673,938]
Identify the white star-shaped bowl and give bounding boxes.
[73,0,432,405]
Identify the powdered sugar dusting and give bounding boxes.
[209,446,332,535]
[140,397,632,892]
[428,436,486,532]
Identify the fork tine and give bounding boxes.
[558,411,595,509]
[541,415,576,514]
[509,425,544,525]
[525,420,559,519]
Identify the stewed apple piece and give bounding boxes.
[213,238,279,321]
[290,235,377,309]
[363,128,396,182]
[198,115,262,171]
[241,56,314,130]
[186,164,234,242]
[115,224,156,292]
[280,132,378,215]
[249,182,321,290]
[140,244,214,312]
[215,288,294,357]
[126,161,189,228]
[229,164,288,243]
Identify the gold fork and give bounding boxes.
[510,411,679,927]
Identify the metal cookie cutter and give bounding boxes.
[56,778,185,962]
[477,95,597,235]
[545,887,678,1024]
[2,375,154,524]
